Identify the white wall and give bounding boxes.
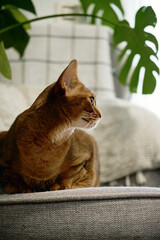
[121,0,151,27]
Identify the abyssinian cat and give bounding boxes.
[0,60,101,193]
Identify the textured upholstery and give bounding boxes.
[0,187,160,239]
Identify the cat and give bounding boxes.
[0,60,101,193]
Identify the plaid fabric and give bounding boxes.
[1,22,115,101]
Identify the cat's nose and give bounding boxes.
[99,113,101,118]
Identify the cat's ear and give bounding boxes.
[61,59,78,88]
[56,59,79,94]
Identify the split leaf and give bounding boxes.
[79,0,124,28]
[114,7,159,94]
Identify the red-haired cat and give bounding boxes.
[0,60,101,193]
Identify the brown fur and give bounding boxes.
[0,60,101,193]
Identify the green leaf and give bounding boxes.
[129,61,141,93]
[119,52,134,85]
[79,0,124,28]
[5,5,31,30]
[114,6,159,94]
[0,41,11,79]
[0,0,36,14]
[0,9,29,57]
[135,6,157,29]
[144,32,158,52]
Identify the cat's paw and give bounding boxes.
[2,183,33,194]
[50,183,61,191]
[50,183,70,191]
[22,188,33,193]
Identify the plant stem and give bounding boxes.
[0,13,129,34]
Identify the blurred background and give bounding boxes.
[1,0,159,113]
[0,0,160,187]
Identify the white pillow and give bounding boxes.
[91,99,160,184]
[0,81,44,131]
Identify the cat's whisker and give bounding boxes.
[85,120,92,128]
[82,111,99,120]
[82,113,96,118]
[82,116,94,119]
[82,110,92,115]
[83,116,99,121]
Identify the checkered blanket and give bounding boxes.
[2,22,115,101]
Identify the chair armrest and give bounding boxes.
[0,187,160,239]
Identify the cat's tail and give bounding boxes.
[0,131,8,193]
[0,131,7,167]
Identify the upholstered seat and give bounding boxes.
[0,187,160,239]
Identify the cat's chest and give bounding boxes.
[61,132,92,169]
[20,139,70,179]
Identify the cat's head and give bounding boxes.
[31,60,101,130]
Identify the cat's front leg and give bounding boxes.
[50,177,74,190]
[0,168,33,194]
[50,182,70,191]
[50,165,87,191]
[72,156,99,189]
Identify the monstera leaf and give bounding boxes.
[0,0,159,93]
[79,0,124,28]
[80,0,159,94]
[114,7,159,94]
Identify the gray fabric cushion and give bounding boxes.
[0,187,160,239]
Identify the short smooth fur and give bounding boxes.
[0,60,101,193]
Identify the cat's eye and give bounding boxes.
[89,96,94,105]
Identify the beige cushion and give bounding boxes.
[0,81,43,131]
[92,99,160,184]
